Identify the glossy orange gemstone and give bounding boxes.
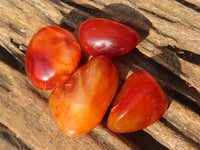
[25,26,81,90]
[49,56,119,137]
[107,71,168,133]
[79,18,140,57]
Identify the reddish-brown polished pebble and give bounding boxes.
[79,18,140,57]
[25,26,81,90]
[107,71,168,133]
[49,56,119,137]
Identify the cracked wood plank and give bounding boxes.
[0,0,200,150]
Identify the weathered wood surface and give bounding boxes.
[0,0,200,149]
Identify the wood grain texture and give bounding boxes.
[0,0,200,149]
[71,0,200,92]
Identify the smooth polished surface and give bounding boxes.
[49,56,119,137]
[107,71,168,133]
[79,18,140,57]
[25,26,81,90]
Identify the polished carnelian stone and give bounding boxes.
[25,26,81,90]
[107,71,168,133]
[78,18,140,57]
[49,56,119,137]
